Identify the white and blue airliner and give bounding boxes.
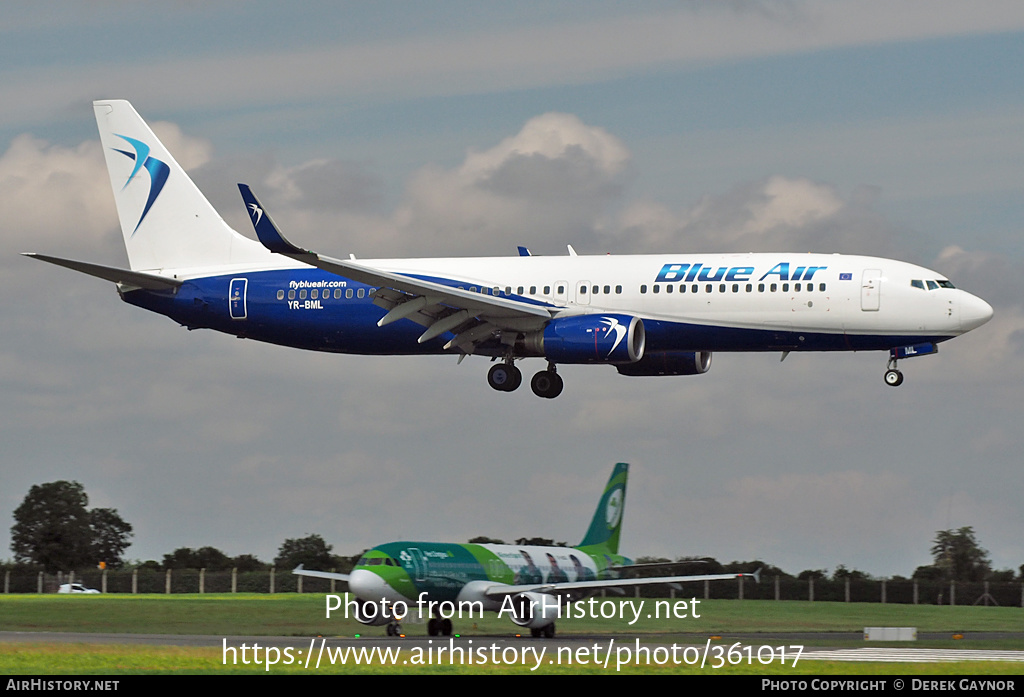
[25,101,993,398]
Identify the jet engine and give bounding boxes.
[519,314,645,364]
[616,350,712,376]
[506,592,561,630]
[349,597,396,627]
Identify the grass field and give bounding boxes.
[2,594,1023,675]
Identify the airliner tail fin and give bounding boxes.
[93,100,267,272]
[577,463,628,554]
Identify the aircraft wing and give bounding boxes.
[292,564,350,582]
[238,185,556,352]
[480,570,759,598]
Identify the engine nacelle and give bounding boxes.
[349,597,397,627]
[506,592,561,630]
[616,350,712,376]
[520,314,645,364]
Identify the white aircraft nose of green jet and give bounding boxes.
[349,568,408,605]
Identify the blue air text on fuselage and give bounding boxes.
[655,262,828,283]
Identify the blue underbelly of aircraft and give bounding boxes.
[641,320,954,353]
[120,270,955,357]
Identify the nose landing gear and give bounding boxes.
[884,364,904,387]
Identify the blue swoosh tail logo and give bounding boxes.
[113,134,169,235]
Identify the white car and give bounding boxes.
[57,583,100,594]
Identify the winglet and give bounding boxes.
[750,567,762,584]
[237,184,309,256]
[517,246,532,257]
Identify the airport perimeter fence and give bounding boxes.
[3,568,1023,607]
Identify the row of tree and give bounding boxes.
[8,481,1024,582]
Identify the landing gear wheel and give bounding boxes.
[884,369,904,387]
[530,370,563,399]
[386,622,402,636]
[543,623,555,639]
[530,627,542,638]
[427,618,440,636]
[441,618,453,636]
[488,363,522,392]
[507,365,522,391]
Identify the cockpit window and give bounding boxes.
[912,279,955,291]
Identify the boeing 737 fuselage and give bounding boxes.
[25,101,993,398]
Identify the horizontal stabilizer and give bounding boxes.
[22,253,182,290]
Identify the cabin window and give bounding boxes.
[770,283,777,292]
[719,284,726,293]
[640,285,647,294]
[335,289,342,299]
[604,285,610,294]
[288,290,296,300]
[357,288,365,299]
[653,285,660,294]
[530,286,537,294]
[277,290,285,300]
[691,284,698,294]
[819,283,826,292]
[732,284,739,293]
[517,286,524,295]
[345,288,353,299]
[911,280,924,290]
[746,284,752,292]
[544,285,551,295]
[758,283,765,293]
[615,285,622,294]
[926,280,938,290]
[592,285,599,294]
[311,289,318,299]
[679,285,686,294]
[557,285,565,294]
[665,284,673,294]
[299,290,307,299]
[782,283,789,292]
[505,286,512,295]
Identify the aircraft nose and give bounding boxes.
[960,292,994,331]
[349,568,406,604]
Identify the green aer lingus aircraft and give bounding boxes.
[295,463,755,637]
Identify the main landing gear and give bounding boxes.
[884,357,904,387]
[486,361,563,399]
[530,624,556,638]
[385,621,403,636]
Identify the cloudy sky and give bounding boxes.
[2,1,1023,579]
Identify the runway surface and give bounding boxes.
[4,631,1024,663]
